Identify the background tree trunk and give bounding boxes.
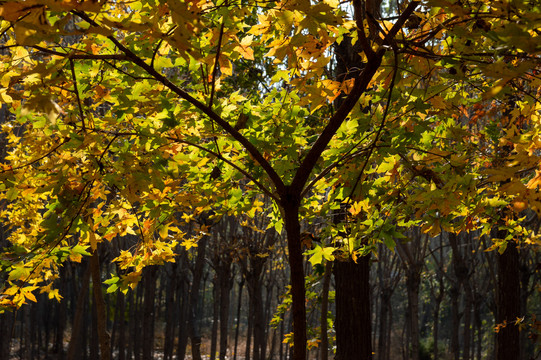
[90,249,111,360]
[496,239,521,360]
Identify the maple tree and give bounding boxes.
[0,0,540,358]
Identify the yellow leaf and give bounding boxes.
[159,224,169,239]
[23,290,37,303]
[0,89,13,103]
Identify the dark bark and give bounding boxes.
[449,284,460,360]
[210,277,219,360]
[67,262,92,360]
[218,262,232,360]
[55,288,67,359]
[115,291,127,360]
[0,310,14,359]
[320,262,332,360]
[189,235,209,360]
[405,269,420,360]
[377,288,392,360]
[142,266,157,360]
[496,240,521,360]
[281,198,307,360]
[163,264,176,360]
[334,256,372,360]
[233,279,244,360]
[177,251,190,360]
[90,249,111,360]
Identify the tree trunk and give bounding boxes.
[116,291,127,360]
[67,262,92,360]
[282,199,307,360]
[320,262,332,360]
[189,235,209,360]
[377,289,391,360]
[219,264,232,360]
[449,284,460,360]
[405,269,420,360]
[163,264,176,360]
[496,240,521,360]
[432,282,443,360]
[210,277,219,360]
[334,256,372,360]
[90,249,111,360]
[142,266,157,360]
[233,279,244,360]
[0,309,14,359]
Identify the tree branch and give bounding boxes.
[290,0,419,195]
[72,10,286,195]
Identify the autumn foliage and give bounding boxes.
[0,0,540,358]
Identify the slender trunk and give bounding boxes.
[432,284,443,360]
[334,256,372,360]
[142,266,157,360]
[177,254,190,360]
[90,296,99,360]
[67,262,92,360]
[163,264,176,360]
[23,306,31,360]
[233,279,244,360]
[450,284,460,360]
[54,272,67,359]
[245,296,253,360]
[496,240,521,360]
[320,262,332,360]
[405,270,420,360]
[219,265,232,360]
[262,282,273,360]
[463,284,473,360]
[377,290,391,360]
[189,235,209,360]
[90,249,111,360]
[279,315,285,360]
[116,291,126,360]
[210,277,219,360]
[0,309,14,359]
[253,277,264,360]
[282,200,307,360]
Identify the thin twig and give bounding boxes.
[69,58,86,131]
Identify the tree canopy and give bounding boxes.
[1,0,540,358]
